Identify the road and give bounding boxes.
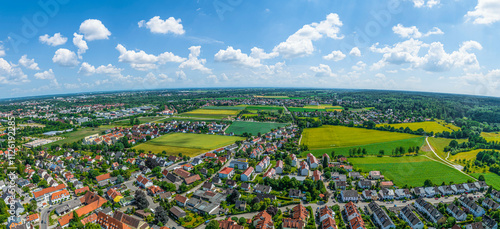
[39,196,79,229]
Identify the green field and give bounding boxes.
[450,149,496,162]
[481,132,500,143]
[288,105,343,112]
[202,106,247,110]
[302,126,419,150]
[376,121,460,133]
[254,95,289,99]
[244,105,284,111]
[132,133,244,156]
[306,137,425,157]
[47,126,112,146]
[225,121,288,135]
[427,137,468,159]
[112,116,167,126]
[180,108,242,119]
[471,173,500,190]
[349,156,471,187]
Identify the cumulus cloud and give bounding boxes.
[273,13,343,58]
[79,19,111,41]
[0,43,6,57]
[73,33,88,59]
[18,55,40,70]
[310,64,337,77]
[116,44,186,71]
[410,0,440,8]
[214,46,262,68]
[250,47,278,60]
[370,39,482,72]
[39,33,67,46]
[453,69,500,96]
[176,70,187,80]
[138,16,185,35]
[352,61,367,71]
[52,48,79,67]
[323,50,346,61]
[179,46,212,74]
[78,62,123,77]
[349,47,361,56]
[466,0,500,24]
[34,69,55,80]
[392,24,443,39]
[0,58,29,84]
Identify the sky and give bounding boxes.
[1,0,500,99]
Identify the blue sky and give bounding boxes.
[1,0,500,99]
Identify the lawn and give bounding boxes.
[46,126,111,146]
[225,121,288,136]
[349,156,471,187]
[302,125,419,150]
[427,137,468,159]
[376,121,460,133]
[481,132,500,143]
[132,133,244,156]
[305,137,425,157]
[471,173,500,190]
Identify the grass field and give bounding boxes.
[302,126,419,150]
[254,95,289,99]
[481,132,500,142]
[306,137,425,157]
[349,156,471,187]
[427,137,468,159]
[471,173,500,189]
[112,116,167,126]
[180,108,242,119]
[132,133,244,156]
[288,105,343,112]
[376,121,460,133]
[47,126,111,146]
[450,149,496,162]
[202,106,247,110]
[225,121,288,135]
[244,105,284,111]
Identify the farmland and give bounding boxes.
[427,137,468,159]
[112,116,167,126]
[450,149,495,162]
[302,125,419,150]
[481,132,500,142]
[288,104,343,112]
[471,173,500,190]
[180,107,242,119]
[376,121,460,133]
[47,126,111,146]
[225,121,288,136]
[132,133,244,156]
[349,156,471,187]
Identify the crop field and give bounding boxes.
[481,132,500,142]
[349,156,470,186]
[288,105,343,112]
[241,114,258,118]
[376,121,460,133]
[46,126,111,146]
[254,95,289,99]
[132,133,244,156]
[306,137,425,157]
[302,125,419,150]
[245,105,284,111]
[427,137,468,159]
[180,108,241,119]
[225,121,288,135]
[112,116,166,126]
[202,106,247,110]
[450,149,496,162]
[471,173,500,189]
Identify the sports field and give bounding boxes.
[302,125,419,150]
[481,132,500,142]
[349,156,471,186]
[471,173,500,189]
[376,121,460,133]
[132,133,244,156]
[225,121,288,135]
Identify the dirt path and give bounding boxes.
[424,137,476,180]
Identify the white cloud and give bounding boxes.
[0,58,29,84]
[52,48,79,67]
[349,47,361,56]
[273,13,343,58]
[116,44,186,71]
[323,50,346,61]
[176,70,187,80]
[34,69,55,80]
[392,24,443,39]
[73,33,88,59]
[78,62,123,77]
[18,55,40,70]
[207,74,219,83]
[39,33,67,46]
[79,19,111,41]
[466,0,500,24]
[352,61,367,71]
[179,46,212,74]
[410,0,440,8]
[0,43,5,57]
[310,64,337,77]
[453,69,500,96]
[370,39,482,72]
[250,47,278,60]
[138,16,185,35]
[214,46,262,68]
[405,76,422,83]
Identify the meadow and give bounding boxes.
[180,108,242,119]
[225,121,288,135]
[288,104,343,112]
[376,121,460,133]
[427,137,468,159]
[244,105,284,111]
[302,125,419,150]
[349,156,471,187]
[202,106,247,110]
[471,173,500,190]
[481,132,500,142]
[132,133,244,156]
[449,149,495,162]
[46,126,111,146]
[112,116,167,126]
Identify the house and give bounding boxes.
[399,206,424,229]
[335,181,347,190]
[291,204,309,222]
[95,173,112,186]
[175,195,188,207]
[380,181,394,189]
[307,153,318,168]
[319,206,335,223]
[321,217,337,229]
[182,164,193,171]
[229,159,249,170]
[289,189,305,200]
[219,218,244,229]
[26,213,39,224]
[202,182,214,191]
[466,222,484,229]
[459,196,485,217]
[253,210,274,229]
[344,202,366,229]
[275,160,284,174]
[451,184,466,194]
[147,185,165,196]
[312,170,322,181]
[412,187,426,198]
[491,190,500,203]
[482,198,500,210]
[290,154,299,167]
[106,188,122,201]
[50,189,71,204]
[394,189,411,200]
[241,167,254,181]
[263,168,276,179]
[95,212,129,229]
[256,156,270,173]
[438,185,455,196]
[357,180,372,189]
[362,190,378,201]
[349,172,363,180]
[282,218,305,229]
[254,184,272,194]
[191,158,203,166]
[447,203,467,221]
[340,190,359,202]
[136,175,153,188]
[299,161,309,176]
[235,200,247,211]
[379,188,394,200]
[241,183,251,191]
[414,198,446,224]
[366,202,395,229]
[424,187,438,197]
[219,167,235,179]
[482,215,498,229]
[368,171,381,180]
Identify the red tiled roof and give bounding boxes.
[33,183,66,198]
[219,167,234,175]
[96,173,111,182]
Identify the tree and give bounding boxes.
[155,206,168,225]
[379,150,385,156]
[84,223,102,229]
[228,190,240,204]
[424,179,433,187]
[206,220,220,229]
[116,175,124,184]
[266,206,278,216]
[135,190,149,209]
[322,156,328,168]
[330,151,335,160]
[478,175,485,181]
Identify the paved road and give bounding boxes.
[40,196,79,229]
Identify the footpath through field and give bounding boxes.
[424,137,476,181]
